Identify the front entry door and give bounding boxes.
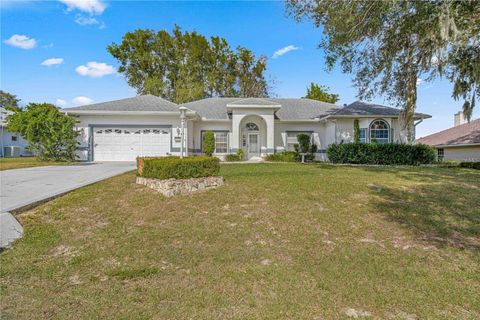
[247,133,260,159]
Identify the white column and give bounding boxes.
[264,114,275,154]
[231,113,243,152]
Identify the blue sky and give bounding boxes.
[2,0,478,137]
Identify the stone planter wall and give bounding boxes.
[136,176,224,197]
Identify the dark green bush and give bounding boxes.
[265,151,296,162]
[138,156,220,179]
[202,131,215,156]
[459,161,480,170]
[327,143,436,165]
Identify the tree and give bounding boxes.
[287,0,480,141]
[107,26,269,103]
[202,131,215,156]
[0,90,20,110]
[6,103,78,161]
[304,82,339,103]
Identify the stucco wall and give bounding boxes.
[442,146,480,161]
[190,121,232,153]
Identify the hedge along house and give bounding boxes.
[63,95,431,162]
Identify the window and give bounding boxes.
[96,129,103,134]
[114,129,122,134]
[370,120,390,144]
[104,129,112,134]
[124,130,131,134]
[152,129,160,134]
[11,135,18,142]
[245,122,259,131]
[214,132,228,153]
[359,128,367,143]
[286,131,312,151]
[143,129,151,134]
[437,148,444,161]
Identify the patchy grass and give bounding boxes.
[1,164,479,319]
[0,157,76,171]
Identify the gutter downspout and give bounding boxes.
[413,118,424,144]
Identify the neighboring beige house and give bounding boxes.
[63,95,431,162]
[417,113,480,161]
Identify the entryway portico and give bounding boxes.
[228,98,279,160]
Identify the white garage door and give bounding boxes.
[93,127,171,161]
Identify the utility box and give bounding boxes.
[3,146,20,157]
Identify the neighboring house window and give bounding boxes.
[286,131,312,151]
[437,148,444,161]
[359,128,367,143]
[11,135,18,142]
[370,120,390,144]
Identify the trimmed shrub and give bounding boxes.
[327,143,436,165]
[202,131,215,156]
[297,134,311,153]
[459,161,480,170]
[138,156,220,179]
[225,149,244,162]
[265,151,296,162]
[225,154,240,162]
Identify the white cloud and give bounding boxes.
[41,58,64,66]
[75,16,99,26]
[416,78,423,86]
[55,99,67,107]
[4,34,36,49]
[72,96,94,106]
[75,61,115,78]
[272,45,300,59]
[59,0,107,15]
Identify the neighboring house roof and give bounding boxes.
[183,97,342,120]
[64,94,179,112]
[333,101,431,119]
[416,118,480,147]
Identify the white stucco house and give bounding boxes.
[63,95,431,162]
[0,107,30,157]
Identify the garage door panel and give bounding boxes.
[93,127,171,161]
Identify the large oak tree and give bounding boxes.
[287,0,479,141]
[108,26,269,103]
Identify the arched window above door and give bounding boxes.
[245,122,259,131]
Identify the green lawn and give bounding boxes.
[0,157,76,171]
[1,164,479,319]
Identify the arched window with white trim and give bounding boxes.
[370,119,390,144]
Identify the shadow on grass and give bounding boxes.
[368,174,480,251]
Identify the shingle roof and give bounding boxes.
[64,94,179,112]
[226,98,280,106]
[416,118,480,146]
[335,101,430,118]
[183,97,342,120]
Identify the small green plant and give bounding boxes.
[202,131,215,156]
[297,134,311,153]
[237,149,244,160]
[265,151,296,162]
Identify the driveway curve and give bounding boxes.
[0,162,135,213]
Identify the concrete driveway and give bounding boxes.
[0,162,135,248]
[0,162,136,213]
